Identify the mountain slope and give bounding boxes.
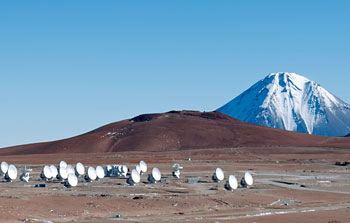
[217,72,350,136]
[1,110,350,155]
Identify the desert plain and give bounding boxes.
[1,146,350,223]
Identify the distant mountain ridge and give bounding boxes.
[217,72,350,136]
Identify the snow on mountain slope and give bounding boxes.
[217,72,350,137]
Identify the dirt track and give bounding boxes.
[0,147,350,222]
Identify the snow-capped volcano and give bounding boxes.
[217,72,350,136]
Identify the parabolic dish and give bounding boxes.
[67,173,78,187]
[228,175,238,190]
[244,172,253,186]
[50,165,58,178]
[215,168,224,181]
[59,167,68,179]
[66,165,75,175]
[152,167,161,181]
[131,169,140,183]
[134,164,141,174]
[96,166,105,179]
[172,163,183,171]
[7,165,17,180]
[43,165,52,179]
[121,165,128,174]
[87,167,97,181]
[75,162,85,176]
[59,160,68,169]
[139,160,147,173]
[1,161,9,174]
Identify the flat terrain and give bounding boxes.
[1,147,350,223]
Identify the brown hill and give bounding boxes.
[1,110,350,155]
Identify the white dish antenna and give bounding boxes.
[0,161,9,176]
[148,167,161,183]
[66,173,78,187]
[59,160,68,169]
[212,168,224,182]
[58,166,68,180]
[241,172,254,187]
[75,162,85,176]
[66,165,75,175]
[139,160,147,174]
[119,165,128,177]
[127,169,140,186]
[41,165,52,180]
[5,165,17,181]
[85,166,97,182]
[134,164,141,175]
[225,175,238,190]
[96,166,105,179]
[172,163,183,171]
[50,165,58,178]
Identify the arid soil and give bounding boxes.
[1,147,350,222]
[2,111,350,155]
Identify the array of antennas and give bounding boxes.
[39,161,106,187]
[211,168,254,190]
[1,161,18,182]
[1,160,253,191]
[126,161,162,185]
[0,160,161,188]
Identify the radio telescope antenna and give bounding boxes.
[96,166,105,180]
[105,165,112,177]
[139,160,147,175]
[172,163,183,179]
[84,166,97,182]
[126,169,140,186]
[134,164,141,175]
[40,165,52,181]
[148,167,161,184]
[241,172,253,188]
[66,165,75,175]
[114,165,121,176]
[225,175,238,191]
[75,162,85,177]
[0,161,9,177]
[20,166,31,183]
[119,165,128,177]
[65,173,78,188]
[50,165,58,179]
[212,168,224,183]
[57,166,68,181]
[5,165,18,182]
[59,161,67,169]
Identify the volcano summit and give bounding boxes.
[218,72,350,136]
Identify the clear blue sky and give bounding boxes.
[1,1,349,148]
